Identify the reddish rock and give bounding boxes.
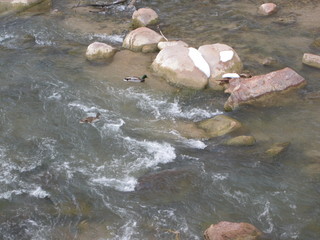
[302,53,320,69]
[258,3,278,16]
[224,67,306,110]
[204,221,262,240]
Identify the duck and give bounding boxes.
[123,74,147,83]
[80,112,101,123]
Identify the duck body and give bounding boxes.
[80,112,101,123]
[123,74,147,83]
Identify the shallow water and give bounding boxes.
[0,0,320,239]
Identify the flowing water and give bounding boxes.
[0,0,320,239]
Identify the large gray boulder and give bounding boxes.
[224,67,306,110]
[152,45,209,89]
[204,221,262,240]
[198,43,243,90]
[122,27,164,53]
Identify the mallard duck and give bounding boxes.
[123,74,147,82]
[80,112,101,123]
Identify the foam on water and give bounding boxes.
[257,200,274,233]
[30,187,50,199]
[89,33,124,43]
[123,136,176,169]
[118,87,222,121]
[91,176,137,192]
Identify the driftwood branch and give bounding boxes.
[72,0,126,9]
[157,25,169,41]
[128,0,137,8]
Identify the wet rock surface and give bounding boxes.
[204,221,263,240]
[224,135,256,146]
[224,67,306,110]
[265,142,290,157]
[302,53,320,69]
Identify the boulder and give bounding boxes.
[122,27,164,53]
[258,3,278,16]
[225,135,256,146]
[265,142,290,157]
[132,7,159,28]
[86,42,117,62]
[302,53,320,69]
[224,67,306,111]
[204,221,262,240]
[158,40,189,50]
[196,115,242,138]
[151,45,209,89]
[0,0,50,14]
[173,115,242,139]
[198,43,243,90]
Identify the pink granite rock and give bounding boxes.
[224,67,306,110]
[204,221,262,240]
[258,3,278,16]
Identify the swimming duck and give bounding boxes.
[123,74,147,83]
[80,112,101,123]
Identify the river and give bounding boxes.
[0,0,319,239]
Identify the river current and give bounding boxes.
[0,0,320,239]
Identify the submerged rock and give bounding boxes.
[86,42,117,62]
[265,142,290,157]
[135,168,195,203]
[197,115,242,138]
[258,3,278,16]
[224,135,256,146]
[122,27,164,53]
[173,115,242,140]
[224,67,306,111]
[204,221,262,240]
[151,45,209,89]
[302,53,320,69]
[198,43,243,90]
[132,7,159,28]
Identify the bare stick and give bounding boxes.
[157,25,168,41]
[72,0,126,9]
[128,0,137,8]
